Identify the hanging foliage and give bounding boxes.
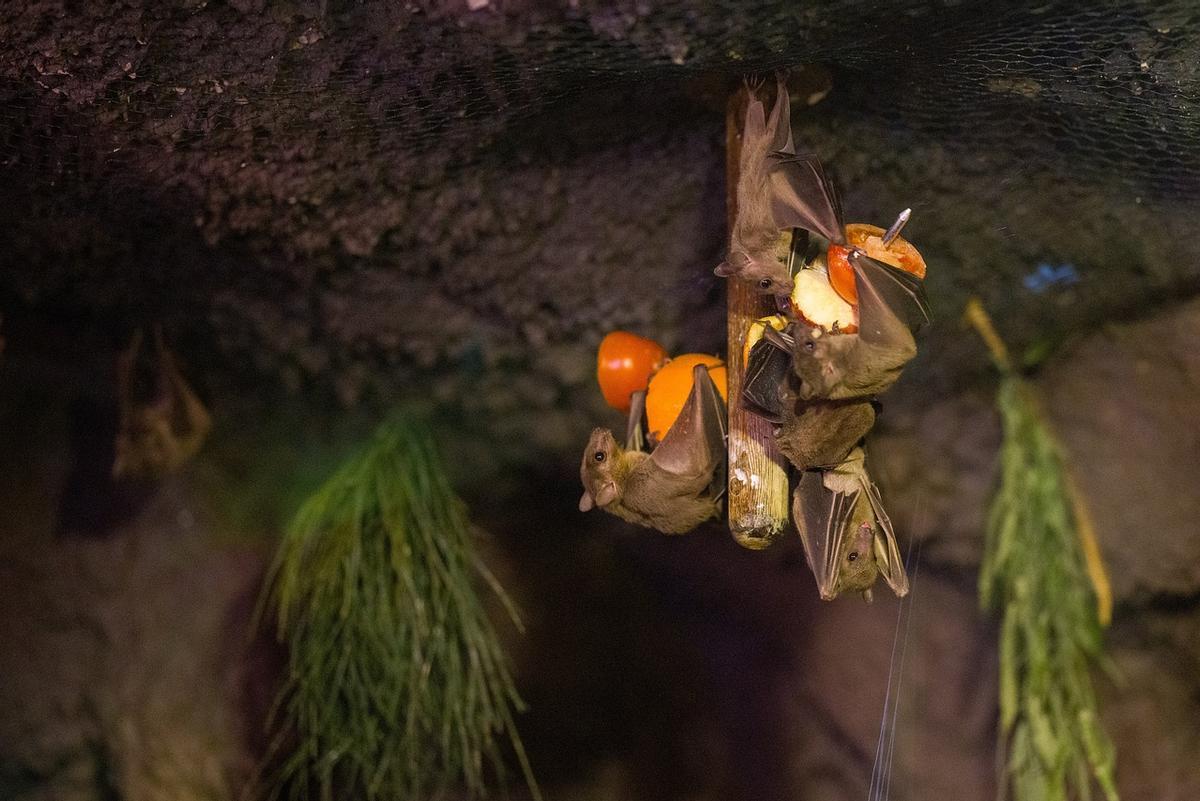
[263,414,538,801]
[967,298,1118,801]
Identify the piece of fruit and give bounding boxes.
[742,314,789,365]
[789,261,857,333]
[646,354,728,441]
[597,331,668,413]
[826,223,928,305]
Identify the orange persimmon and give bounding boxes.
[646,354,727,441]
[826,224,928,306]
[596,331,668,413]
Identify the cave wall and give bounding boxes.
[3,1,1200,799]
[2,300,1198,801]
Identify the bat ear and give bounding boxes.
[713,261,739,278]
[578,490,594,512]
[595,482,618,507]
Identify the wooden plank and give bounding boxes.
[724,85,791,549]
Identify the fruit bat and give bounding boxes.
[776,397,876,473]
[113,327,212,479]
[742,333,876,472]
[755,157,931,400]
[788,260,924,401]
[579,364,727,534]
[792,448,908,602]
[715,75,799,299]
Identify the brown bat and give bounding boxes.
[742,240,928,401]
[788,260,923,401]
[715,75,799,299]
[741,333,875,471]
[579,364,727,534]
[113,327,212,479]
[792,448,908,602]
[766,153,931,400]
[775,397,876,472]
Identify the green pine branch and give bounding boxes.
[261,414,539,801]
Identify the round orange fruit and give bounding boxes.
[597,331,668,413]
[646,354,727,441]
[826,223,928,306]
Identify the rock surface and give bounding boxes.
[2,2,1200,799]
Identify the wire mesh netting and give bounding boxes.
[2,0,1198,414]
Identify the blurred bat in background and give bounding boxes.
[113,327,211,479]
[580,364,727,534]
[792,447,908,602]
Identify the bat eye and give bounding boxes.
[593,451,606,462]
[847,551,859,562]
[758,278,773,289]
[804,340,816,352]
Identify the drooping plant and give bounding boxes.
[262,414,538,801]
[967,298,1118,801]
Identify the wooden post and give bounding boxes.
[724,86,791,549]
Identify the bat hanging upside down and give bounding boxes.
[579,363,727,534]
[715,74,799,299]
[113,327,212,480]
[714,93,932,600]
[793,448,908,602]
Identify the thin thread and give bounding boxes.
[868,494,926,801]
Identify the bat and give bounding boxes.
[113,327,212,479]
[775,397,876,473]
[742,330,875,471]
[715,75,799,299]
[788,256,923,400]
[792,447,908,602]
[579,363,727,534]
[764,152,931,400]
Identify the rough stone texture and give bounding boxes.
[3,301,1200,801]
[3,1,1200,428]
[3,2,1200,800]
[1040,297,1200,602]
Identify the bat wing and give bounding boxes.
[766,154,845,245]
[859,471,910,597]
[793,469,858,601]
[766,75,794,154]
[743,97,767,151]
[850,251,931,348]
[742,327,795,423]
[624,389,648,453]
[649,364,728,497]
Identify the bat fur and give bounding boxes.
[792,447,908,601]
[716,76,798,298]
[579,364,727,535]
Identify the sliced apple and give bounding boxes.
[789,256,857,332]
